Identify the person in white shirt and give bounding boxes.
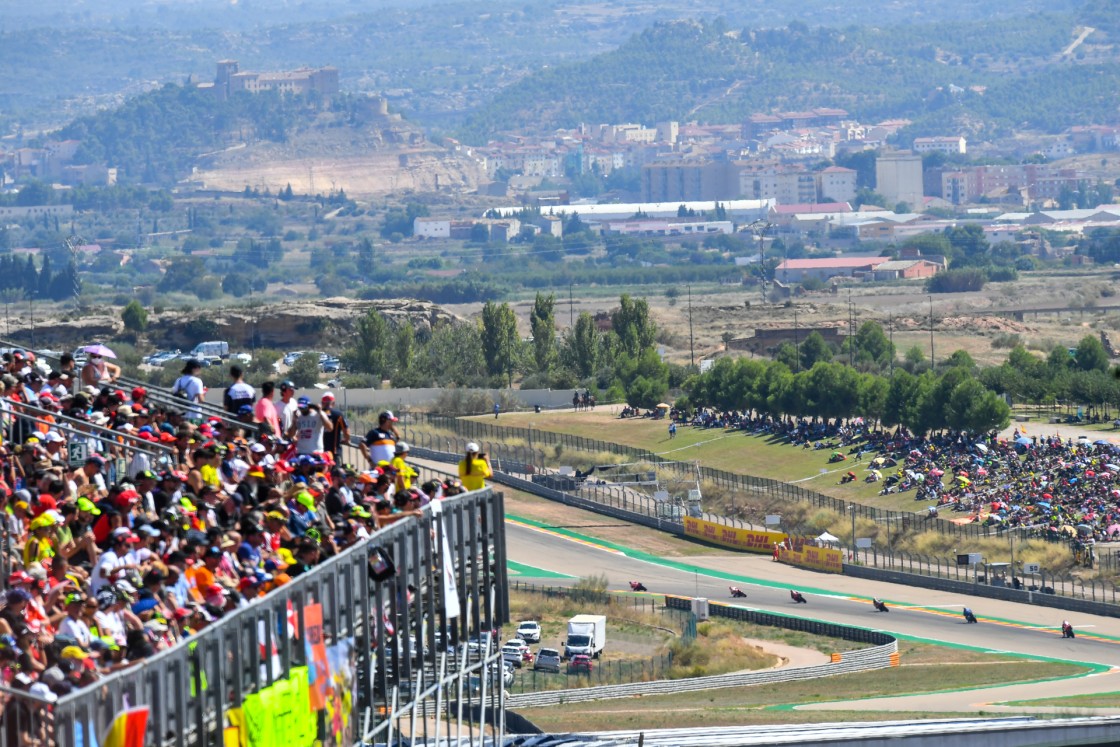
[57,594,94,649]
[287,396,333,455]
[224,365,255,414]
[172,360,206,420]
[278,381,299,434]
[91,528,140,593]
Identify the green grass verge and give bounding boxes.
[998,692,1120,708]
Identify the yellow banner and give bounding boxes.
[777,544,844,574]
[683,516,787,553]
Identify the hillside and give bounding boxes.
[460,16,1120,142]
[52,85,482,194]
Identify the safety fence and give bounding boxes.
[405,414,997,543]
[0,485,510,747]
[505,596,897,709]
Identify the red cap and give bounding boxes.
[206,584,226,596]
[131,387,147,399]
[33,495,58,517]
[112,390,126,401]
[173,607,191,620]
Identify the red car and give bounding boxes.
[566,654,593,674]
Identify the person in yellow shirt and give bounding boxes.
[457,442,492,492]
[390,442,418,492]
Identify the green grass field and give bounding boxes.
[515,653,1087,730]
[476,411,931,513]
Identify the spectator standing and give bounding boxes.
[80,353,120,390]
[363,411,399,467]
[320,393,350,461]
[287,397,332,456]
[458,443,492,492]
[277,381,299,435]
[172,361,206,420]
[254,381,281,438]
[223,365,255,415]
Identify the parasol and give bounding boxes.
[82,344,117,359]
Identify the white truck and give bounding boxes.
[564,614,606,660]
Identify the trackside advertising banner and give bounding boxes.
[683,516,787,553]
[778,544,844,574]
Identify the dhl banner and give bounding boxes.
[683,516,787,554]
[777,544,844,574]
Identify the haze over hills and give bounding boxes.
[0,0,1094,133]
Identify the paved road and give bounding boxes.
[505,518,1120,714]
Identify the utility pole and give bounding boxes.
[793,305,800,373]
[928,295,935,368]
[687,284,695,368]
[888,312,894,377]
[751,219,771,304]
[848,289,854,367]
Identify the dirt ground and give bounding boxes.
[484,269,1120,368]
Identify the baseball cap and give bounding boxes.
[295,491,316,510]
[350,505,372,519]
[466,442,480,453]
[76,498,101,515]
[237,404,254,416]
[43,431,65,443]
[395,441,410,453]
[320,392,334,401]
[279,380,295,391]
[379,410,398,422]
[297,396,311,407]
[60,646,90,661]
[131,597,159,614]
[131,387,147,399]
[86,454,107,468]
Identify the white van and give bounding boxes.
[186,341,230,361]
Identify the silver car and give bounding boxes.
[533,647,561,673]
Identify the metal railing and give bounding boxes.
[406,414,1031,543]
[0,485,510,747]
[0,338,241,428]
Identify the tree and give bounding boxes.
[529,292,557,374]
[395,324,414,378]
[480,301,519,385]
[615,349,670,408]
[121,300,148,332]
[347,309,395,379]
[287,353,321,388]
[848,320,894,371]
[222,273,251,298]
[798,331,833,369]
[1074,334,1110,373]
[564,311,599,379]
[611,294,656,358]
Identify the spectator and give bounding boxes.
[171,361,206,420]
[277,381,299,434]
[223,365,255,415]
[362,411,400,467]
[320,393,350,461]
[254,381,281,438]
[287,397,332,456]
[80,353,120,390]
[458,443,492,492]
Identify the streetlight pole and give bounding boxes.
[849,504,857,561]
[687,284,695,368]
[928,295,935,367]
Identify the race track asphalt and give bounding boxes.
[504,517,1120,714]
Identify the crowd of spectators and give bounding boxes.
[680,409,1120,545]
[0,351,469,705]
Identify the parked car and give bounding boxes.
[566,654,593,675]
[282,351,305,366]
[515,621,541,643]
[533,648,561,673]
[501,643,526,669]
[320,357,340,373]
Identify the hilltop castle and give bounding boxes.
[200,60,339,100]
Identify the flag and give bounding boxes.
[303,603,330,710]
[102,707,149,747]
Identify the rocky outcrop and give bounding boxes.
[2,298,461,351]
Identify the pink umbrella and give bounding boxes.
[82,344,117,359]
[1108,523,1120,536]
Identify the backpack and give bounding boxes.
[171,376,190,399]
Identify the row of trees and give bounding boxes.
[0,253,80,302]
[339,293,675,405]
[684,356,1011,436]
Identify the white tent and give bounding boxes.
[816,532,841,544]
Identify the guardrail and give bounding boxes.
[404,414,997,543]
[505,596,897,709]
[0,485,510,747]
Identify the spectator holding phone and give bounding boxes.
[458,442,492,492]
